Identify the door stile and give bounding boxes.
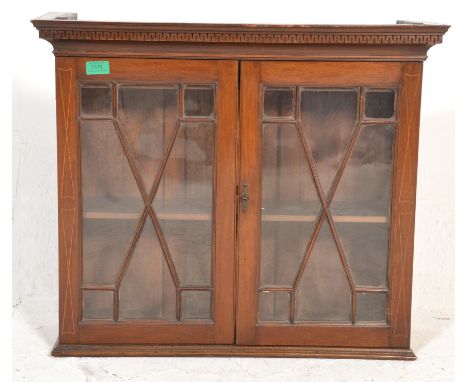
[236,61,262,345]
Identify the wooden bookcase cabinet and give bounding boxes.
[32,13,449,359]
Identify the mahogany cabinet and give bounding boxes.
[32,13,449,359]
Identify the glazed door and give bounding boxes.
[61,58,237,344]
[237,61,421,347]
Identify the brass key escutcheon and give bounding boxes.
[240,184,249,211]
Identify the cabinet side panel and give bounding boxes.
[56,57,81,344]
[389,62,423,348]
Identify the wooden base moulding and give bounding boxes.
[52,341,416,360]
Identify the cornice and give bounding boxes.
[37,29,446,45]
[32,13,449,46]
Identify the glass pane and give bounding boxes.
[81,82,217,324]
[331,124,395,216]
[82,290,113,320]
[296,221,351,322]
[356,292,387,322]
[259,291,290,322]
[81,120,144,214]
[335,222,388,287]
[119,216,176,320]
[260,123,320,288]
[301,89,358,196]
[183,86,214,117]
[260,222,313,288]
[181,291,211,320]
[159,221,211,286]
[81,120,144,286]
[82,219,137,285]
[330,123,393,300]
[118,86,178,194]
[153,123,214,287]
[263,88,295,118]
[80,85,112,116]
[365,90,395,119]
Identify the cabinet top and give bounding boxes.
[32,13,450,61]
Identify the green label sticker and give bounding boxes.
[86,61,110,75]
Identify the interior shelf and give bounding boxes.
[82,197,212,221]
[83,211,386,223]
[83,211,211,221]
[83,197,388,223]
[262,215,387,223]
